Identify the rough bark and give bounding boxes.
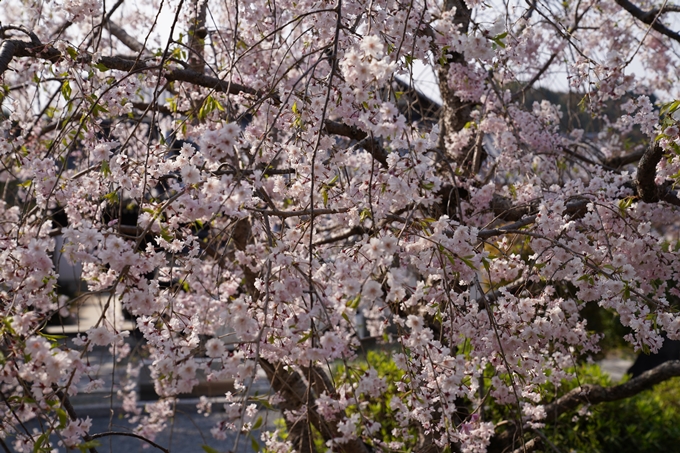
[437,0,473,169]
[490,360,680,452]
[187,0,208,73]
[635,143,680,206]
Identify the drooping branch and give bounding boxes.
[89,432,169,452]
[2,32,395,170]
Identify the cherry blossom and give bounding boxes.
[1,0,680,451]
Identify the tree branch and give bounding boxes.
[260,359,370,453]
[544,360,680,421]
[247,207,350,218]
[53,386,99,453]
[602,149,646,168]
[104,21,146,54]
[2,31,394,169]
[636,143,664,202]
[510,52,558,103]
[0,40,16,76]
[323,120,388,168]
[634,143,680,206]
[313,225,368,246]
[89,432,169,452]
[615,0,680,42]
[478,199,589,239]
[492,361,680,452]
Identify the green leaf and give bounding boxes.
[201,446,220,453]
[618,197,634,217]
[92,103,109,117]
[460,255,476,269]
[198,95,222,120]
[103,190,119,204]
[66,47,78,60]
[297,331,313,343]
[482,257,491,273]
[250,434,260,452]
[39,332,66,341]
[492,36,506,48]
[346,295,361,310]
[321,188,328,207]
[77,441,102,453]
[56,407,68,429]
[101,160,111,177]
[93,62,109,72]
[252,416,263,430]
[33,433,48,453]
[61,81,72,101]
[439,46,450,65]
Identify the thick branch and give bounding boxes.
[260,360,317,453]
[0,41,16,75]
[615,0,680,42]
[603,149,646,168]
[478,199,588,239]
[634,143,680,206]
[247,207,350,218]
[492,361,680,452]
[260,359,370,453]
[323,120,388,168]
[636,143,663,202]
[0,37,257,97]
[437,0,473,168]
[187,0,208,73]
[544,360,680,420]
[104,21,146,54]
[313,225,368,246]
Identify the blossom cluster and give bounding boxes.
[1,0,680,451]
